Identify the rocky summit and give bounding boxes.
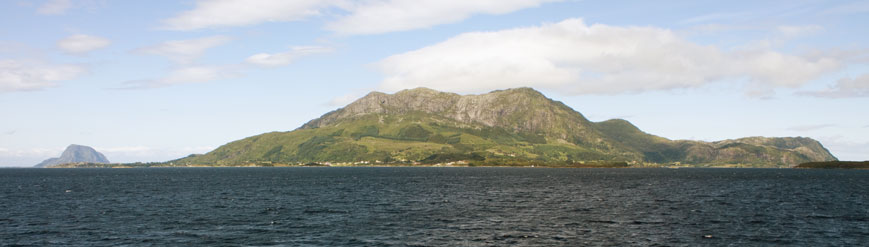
[35,144,110,168]
[177,87,836,167]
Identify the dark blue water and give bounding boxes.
[1,168,867,246]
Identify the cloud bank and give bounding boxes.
[162,0,559,34]
[376,18,839,95]
[325,0,561,35]
[162,0,328,31]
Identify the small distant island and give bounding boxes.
[35,144,109,168]
[795,161,869,169]
[42,88,847,169]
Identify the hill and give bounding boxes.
[35,144,110,168]
[172,88,836,168]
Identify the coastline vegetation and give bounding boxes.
[48,160,790,169]
[795,161,869,169]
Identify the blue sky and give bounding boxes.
[1,0,868,166]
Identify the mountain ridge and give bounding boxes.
[302,87,609,149]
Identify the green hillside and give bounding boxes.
[177,112,619,166]
[175,87,837,168]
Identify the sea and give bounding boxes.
[1,167,867,246]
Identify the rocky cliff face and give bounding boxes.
[34,144,110,168]
[302,87,609,148]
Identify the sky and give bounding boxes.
[1,0,868,166]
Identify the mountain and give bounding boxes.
[35,144,110,168]
[176,87,836,167]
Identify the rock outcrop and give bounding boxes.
[35,144,110,168]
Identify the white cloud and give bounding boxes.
[126,36,239,89]
[136,36,231,64]
[161,66,230,84]
[680,12,750,24]
[163,66,223,83]
[325,0,561,35]
[787,124,835,132]
[776,25,823,37]
[801,73,869,98]
[128,36,234,88]
[245,46,334,67]
[376,18,840,95]
[162,0,559,34]
[57,34,111,54]
[37,0,72,15]
[121,65,235,89]
[162,0,328,30]
[685,24,755,34]
[0,59,87,93]
[685,24,822,39]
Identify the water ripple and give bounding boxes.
[1,167,868,246]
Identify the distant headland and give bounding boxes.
[35,144,109,168]
[795,161,869,169]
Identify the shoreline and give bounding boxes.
[39,164,861,169]
[36,160,868,169]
